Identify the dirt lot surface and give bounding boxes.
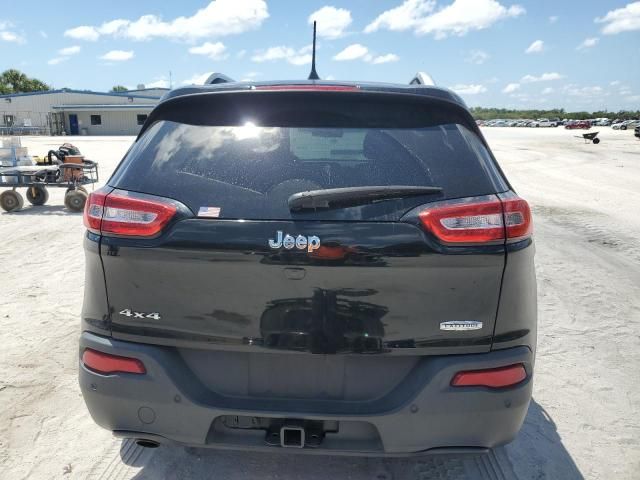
[1,127,639,479]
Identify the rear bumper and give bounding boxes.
[79,332,533,456]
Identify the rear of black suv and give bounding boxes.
[79,82,536,456]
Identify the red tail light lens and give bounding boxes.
[82,348,146,375]
[419,199,505,244]
[83,189,177,237]
[418,195,532,245]
[83,188,109,234]
[451,363,527,388]
[502,197,532,241]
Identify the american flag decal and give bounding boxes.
[198,206,221,218]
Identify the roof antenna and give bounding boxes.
[308,21,320,80]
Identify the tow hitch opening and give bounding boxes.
[281,423,306,448]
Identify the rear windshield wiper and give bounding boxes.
[288,185,442,211]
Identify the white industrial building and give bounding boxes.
[0,88,169,136]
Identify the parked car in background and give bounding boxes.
[593,118,611,126]
[635,124,640,138]
[612,120,640,130]
[537,119,558,127]
[565,120,591,130]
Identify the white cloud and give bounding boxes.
[308,6,352,39]
[541,87,554,94]
[237,49,247,59]
[48,57,69,65]
[596,2,640,35]
[521,72,565,83]
[466,49,489,64]
[100,50,134,61]
[502,83,520,93]
[1,31,19,42]
[334,43,370,61]
[451,84,487,95]
[48,45,81,66]
[610,80,621,86]
[182,72,214,85]
[65,25,100,41]
[333,44,398,64]
[188,41,227,60]
[39,30,48,39]
[365,0,525,39]
[288,53,313,66]
[563,84,604,97]
[365,0,436,33]
[252,45,311,65]
[0,21,25,43]
[577,37,599,50]
[145,78,170,88]
[64,0,268,42]
[371,53,399,64]
[1,31,24,43]
[59,45,81,56]
[549,15,558,23]
[525,39,544,54]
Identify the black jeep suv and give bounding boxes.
[79,78,536,456]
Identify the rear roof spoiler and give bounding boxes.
[409,72,436,86]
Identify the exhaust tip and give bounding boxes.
[135,439,160,449]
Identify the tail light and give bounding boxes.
[418,195,532,245]
[451,363,527,388]
[82,348,146,375]
[83,188,177,237]
[83,188,109,234]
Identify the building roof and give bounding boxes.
[124,88,170,94]
[0,88,162,100]
[52,104,155,110]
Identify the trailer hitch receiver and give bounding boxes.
[280,422,306,448]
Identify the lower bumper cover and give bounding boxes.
[79,332,533,456]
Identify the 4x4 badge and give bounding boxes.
[119,309,161,320]
[440,321,483,331]
[269,231,321,253]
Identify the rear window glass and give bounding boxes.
[111,120,507,221]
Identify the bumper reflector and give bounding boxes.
[451,363,527,388]
[82,348,146,375]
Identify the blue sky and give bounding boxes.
[1,0,639,111]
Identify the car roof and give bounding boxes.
[160,79,467,109]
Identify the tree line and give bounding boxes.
[0,69,49,95]
[470,107,640,121]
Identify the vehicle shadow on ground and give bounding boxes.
[121,399,583,480]
[5,205,81,216]
[505,400,584,480]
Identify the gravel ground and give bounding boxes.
[0,127,638,479]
